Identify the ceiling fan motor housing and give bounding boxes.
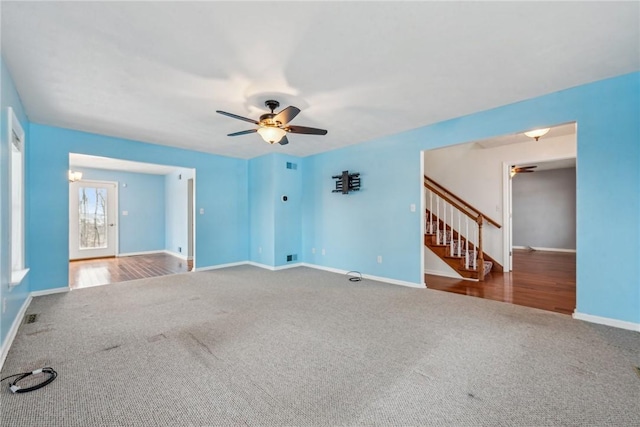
[259,113,280,127]
[265,100,280,112]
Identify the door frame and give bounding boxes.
[69,179,119,260]
[502,154,577,272]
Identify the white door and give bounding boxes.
[69,181,117,260]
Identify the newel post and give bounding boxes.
[476,215,485,281]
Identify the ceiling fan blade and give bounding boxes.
[286,125,328,135]
[216,110,259,125]
[227,129,258,137]
[517,170,535,173]
[273,106,300,125]
[278,135,289,146]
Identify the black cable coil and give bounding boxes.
[1,367,57,393]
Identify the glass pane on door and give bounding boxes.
[78,187,108,249]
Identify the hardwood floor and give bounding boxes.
[69,253,193,290]
[425,249,576,315]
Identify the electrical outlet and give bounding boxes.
[287,255,293,262]
[321,249,326,255]
[199,208,204,215]
[377,255,382,263]
[178,247,182,253]
[311,248,316,254]
[258,246,262,254]
[410,204,416,212]
[2,297,6,314]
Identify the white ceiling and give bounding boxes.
[2,2,638,159]
[69,153,181,175]
[475,123,576,150]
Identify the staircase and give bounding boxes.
[424,176,502,281]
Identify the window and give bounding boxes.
[8,107,27,286]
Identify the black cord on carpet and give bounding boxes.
[1,367,57,393]
[346,271,362,282]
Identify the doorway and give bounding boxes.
[421,122,577,314]
[69,180,118,260]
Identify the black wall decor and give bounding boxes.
[332,170,361,194]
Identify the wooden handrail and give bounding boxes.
[424,175,501,228]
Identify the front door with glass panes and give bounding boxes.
[69,181,117,260]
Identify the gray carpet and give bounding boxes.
[1,266,639,426]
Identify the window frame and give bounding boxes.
[8,106,28,287]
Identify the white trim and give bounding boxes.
[300,263,424,288]
[531,246,576,254]
[117,250,165,257]
[69,179,119,260]
[247,261,303,271]
[513,246,576,253]
[31,287,70,297]
[164,250,188,260]
[10,268,29,288]
[573,311,640,332]
[420,152,426,288]
[502,161,512,272]
[193,261,248,272]
[424,269,478,282]
[194,261,424,288]
[0,295,32,370]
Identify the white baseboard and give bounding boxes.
[31,287,70,297]
[163,250,188,260]
[247,261,303,271]
[513,246,576,253]
[300,263,424,289]
[573,311,640,332]
[0,295,32,371]
[193,260,424,288]
[117,250,165,257]
[193,261,248,272]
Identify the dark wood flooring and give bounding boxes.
[69,253,193,290]
[425,249,576,315]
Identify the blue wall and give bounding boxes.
[302,142,420,280]
[74,167,166,255]
[27,125,249,291]
[248,154,303,267]
[164,168,194,258]
[248,155,276,266]
[1,64,638,356]
[273,155,302,267]
[0,59,31,349]
[301,72,640,324]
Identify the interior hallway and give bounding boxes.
[425,249,576,315]
[69,253,193,290]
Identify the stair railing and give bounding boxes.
[424,175,501,280]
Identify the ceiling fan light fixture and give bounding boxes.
[524,128,550,141]
[257,126,287,144]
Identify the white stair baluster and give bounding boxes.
[443,202,447,245]
[465,216,469,269]
[429,191,433,233]
[436,196,440,245]
[457,211,461,257]
[450,205,454,255]
[473,224,477,270]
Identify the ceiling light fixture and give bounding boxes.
[524,128,550,141]
[257,126,287,144]
[68,170,83,182]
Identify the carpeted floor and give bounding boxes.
[2,266,639,426]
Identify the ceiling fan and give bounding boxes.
[511,165,537,176]
[216,100,328,145]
